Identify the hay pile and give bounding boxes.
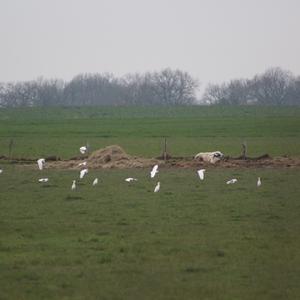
[48,145,160,169]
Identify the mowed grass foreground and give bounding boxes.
[0,166,300,299]
[0,106,300,158]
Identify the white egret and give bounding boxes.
[197,169,206,180]
[79,146,87,154]
[78,161,87,167]
[37,158,45,170]
[226,178,238,185]
[257,177,261,187]
[79,168,88,179]
[71,180,76,190]
[0,169,3,174]
[150,164,159,178]
[125,177,138,182]
[38,178,49,183]
[92,178,98,186]
[154,182,160,193]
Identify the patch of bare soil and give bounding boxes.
[166,155,300,169]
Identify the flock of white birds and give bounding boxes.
[0,146,262,192]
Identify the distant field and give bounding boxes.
[1,106,300,299]
[0,106,299,159]
[0,166,300,299]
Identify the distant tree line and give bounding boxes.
[0,69,198,107]
[202,67,300,106]
[0,67,299,107]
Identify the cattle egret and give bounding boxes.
[71,180,76,190]
[79,146,87,154]
[78,161,87,167]
[154,182,160,193]
[38,178,49,183]
[150,165,159,178]
[197,169,206,180]
[226,178,238,184]
[80,168,88,179]
[257,177,262,187]
[37,158,45,170]
[92,178,98,186]
[125,177,138,182]
[0,169,3,174]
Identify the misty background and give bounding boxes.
[1,0,300,106]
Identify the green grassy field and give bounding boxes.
[1,166,300,300]
[0,106,300,299]
[0,106,300,158]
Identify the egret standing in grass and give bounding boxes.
[154,182,160,193]
[150,165,159,178]
[257,177,262,187]
[37,158,45,170]
[80,168,88,179]
[0,169,3,174]
[197,169,206,180]
[71,180,76,190]
[92,178,98,186]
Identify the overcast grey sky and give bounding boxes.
[1,0,299,90]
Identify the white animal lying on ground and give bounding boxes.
[194,151,224,164]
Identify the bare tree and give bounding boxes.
[284,75,300,105]
[250,67,294,105]
[151,68,198,105]
[201,83,229,104]
[121,73,155,105]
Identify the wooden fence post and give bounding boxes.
[241,141,247,159]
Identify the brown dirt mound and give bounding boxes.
[88,145,130,164]
[48,145,161,169]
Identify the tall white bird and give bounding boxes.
[226,178,238,185]
[150,164,159,178]
[197,169,206,180]
[125,177,138,182]
[92,178,98,186]
[37,158,45,170]
[79,168,88,179]
[78,161,87,167]
[154,182,160,193]
[79,146,87,154]
[257,177,262,187]
[71,180,76,190]
[0,169,3,174]
[38,178,49,183]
